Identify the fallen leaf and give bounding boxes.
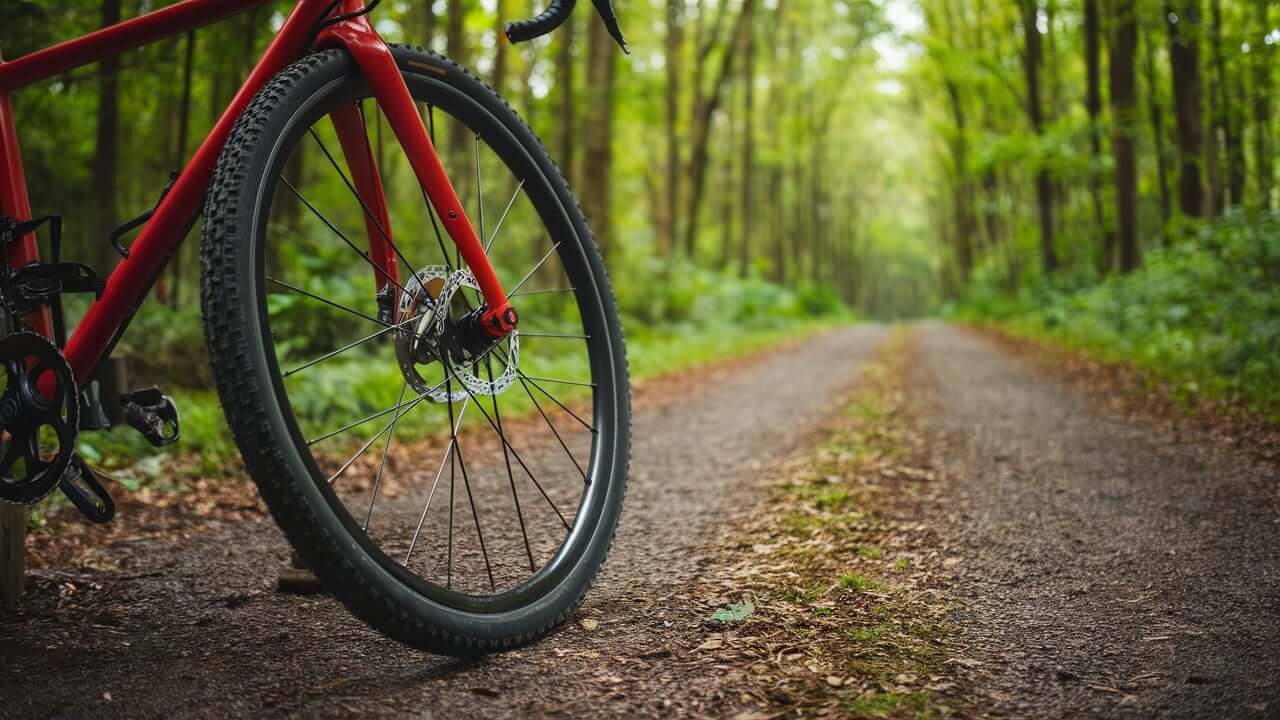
[826,676,843,687]
[713,601,756,623]
[580,619,600,631]
[696,639,724,651]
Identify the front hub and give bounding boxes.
[394,267,519,403]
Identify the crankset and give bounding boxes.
[0,332,79,504]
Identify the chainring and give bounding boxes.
[0,332,79,505]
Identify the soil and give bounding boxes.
[5,322,1278,719]
[0,325,890,720]
[913,323,1280,719]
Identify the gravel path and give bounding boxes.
[0,325,888,720]
[914,324,1280,719]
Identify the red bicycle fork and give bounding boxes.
[319,8,517,336]
[0,0,516,391]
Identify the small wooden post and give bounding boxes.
[0,305,20,608]
[0,504,24,607]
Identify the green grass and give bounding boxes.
[845,690,933,718]
[954,212,1280,420]
[79,316,849,473]
[839,573,883,593]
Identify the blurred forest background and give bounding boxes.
[0,0,1277,474]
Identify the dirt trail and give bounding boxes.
[914,324,1280,719]
[0,325,888,720]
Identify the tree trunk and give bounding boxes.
[446,0,470,182]
[1109,0,1141,272]
[1205,72,1224,216]
[662,0,682,257]
[683,0,755,258]
[1210,0,1245,206]
[554,14,577,189]
[93,0,123,273]
[581,14,617,257]
[491,0,508,95]
[944,78,974,281]
[1142,20,1173,223]
[769,168,784,281]
[1165,0,1206,217]
[168,29,198,309]
[738,0,755,277]
[1084,0,1113,270]
[1019,0,1057,274]
[421,0,436,50]
[1252,1,1274,209]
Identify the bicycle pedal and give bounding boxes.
[59,456,115,524]
[122,386,180,446]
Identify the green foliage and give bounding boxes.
[958,213,1280,419]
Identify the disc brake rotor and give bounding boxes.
[395,267,519,403]
[0,332,79,505]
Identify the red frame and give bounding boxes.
[0,0,516,386]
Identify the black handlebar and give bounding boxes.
[504,0,576,43]
[504,0,628,53]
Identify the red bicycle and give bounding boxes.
[0,0,630,654]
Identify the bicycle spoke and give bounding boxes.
[487,356,536,571]
[363,382,409,531]
[283,315,418,378]
[484,179,525,253]
[280,177,412,298]
[490,344,595,433]
[308,376,447,447]
[416,104,456,272]
[474,135,486,246]
[517,372,596,434]
[518,375,588,485]
[267,276,387,328]
[519,331,591,340]
[405,392,471,565]
[309,127,423,280]
[509,242,562,296]
[468,392,571,531]
[510,287,575,299]
[520,375,596,389]
[452,397,496,592]
[325,391,429,485]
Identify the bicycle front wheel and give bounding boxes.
[200,46,630,654]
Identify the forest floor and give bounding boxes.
[2,323,1278,719]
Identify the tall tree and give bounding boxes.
[1109,0,1141,272]
[738,0,756,277]
[684,0,754,257]
[661,0,683,257]
[1210,0,1245,206]
[1019,0,1057,274]
[581,15,618,256]
[1252,1,1274,209]
[1165,0,1206,216]
[554,14,577,189]
[1084,0,1113,268]
[491,0,508,95]
[421,0,436,50]
[1142,19,1173,222]
[446,0,471,180]
[92,0,122,273]
[169,29,198,308]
